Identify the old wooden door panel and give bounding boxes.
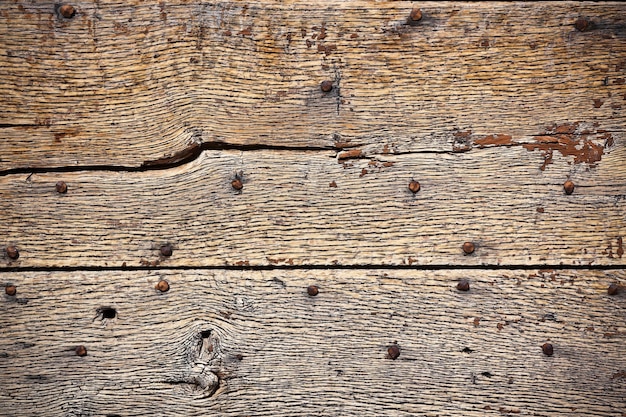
[2,147,625,268]
[1,1,624,170]
[1,269,624,416]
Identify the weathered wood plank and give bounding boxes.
[1,269,624,416]
[2,146,625,268]
[1,1,624,169]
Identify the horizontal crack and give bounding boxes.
[0,264,623,273]
[0,142,338,176]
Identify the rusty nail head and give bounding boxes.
[6,246,19,260]
[462,242,475,255]
[5,285,17,296]
[541,343,554,356]
[563,180,575,195]
[231,178,243,190]
[75,345,87,356]
[457,279,470,292]
[320,80,333,93]
[56,181,68,194]
[59,4,76,19]
[408,180,421,193]
[160,244,173,257]
[607,283,619,296]
[307,285,319,296]
[388,344,400,360]
[409,8,423,22]
[156,280,170,292]
[574,18,590,32]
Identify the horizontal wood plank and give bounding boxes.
[1,1,625,169]
[2,146,625,268]
[1,269,624,416]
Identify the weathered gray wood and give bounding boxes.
[0,269,624,416]
[0,1,624,169]
[2,146,625,268]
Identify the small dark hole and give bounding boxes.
[200,330,212,338]
[101,307,116,319]
[462,347,473,353]
[481,371,493,378]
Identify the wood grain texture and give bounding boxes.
[2,145,625,268]
[1,269,624,416]
[0,1,625,169]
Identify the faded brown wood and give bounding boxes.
[2,146,625,268]
[0,1,625,169]
[1,269,624,416]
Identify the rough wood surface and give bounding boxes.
[0,1,625,170]
[1,269,624,416]
[2,146,625,268]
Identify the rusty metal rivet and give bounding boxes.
[160,244,173,257]
[563,180,575,195]
[457,279,470,292]
[6,246,19,260]
[408,180,421,193]
[75,345,87,356]
[574,18,590,32]
[607,283,619,296]
[5,285,16,296]
[59,4,76,19]
[409,8,423,22]
[56,181,68,194]
[541,343,554,356]
[320,80,333,93]
[388,344,400,360]
[231,178,243,190]
[307,285,319,296]
[156,280,170,292]
[462,242,475,255]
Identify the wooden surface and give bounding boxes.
[1,146,625,268]
[0,1,625,170]
[1,269,625,416]
[1,1,625,416]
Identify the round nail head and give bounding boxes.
[160,244,173,257]
[457,279,470,292]
[542,343,554,356]
[307,285,319,296]
[574,18,590,32]
[388,344,400,360]
[408,180,421,193]
[563,180,575,195]
[409,8,422,22]
[5,285,16,296]
[231,179,243,190]
[607,283,619,296]
[320,80,333,93]
[6,246,19,260]
[75,345,87,356]
[59,4,76,19]
[56,181,68,194]
[462,242,475,255]
[156,280,170,292]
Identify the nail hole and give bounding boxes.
[100,307,116,319]
[462,347,473,353]
[481,371,493,378]
[200,330,212,338]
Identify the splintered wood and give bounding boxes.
[0,1,625,416]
